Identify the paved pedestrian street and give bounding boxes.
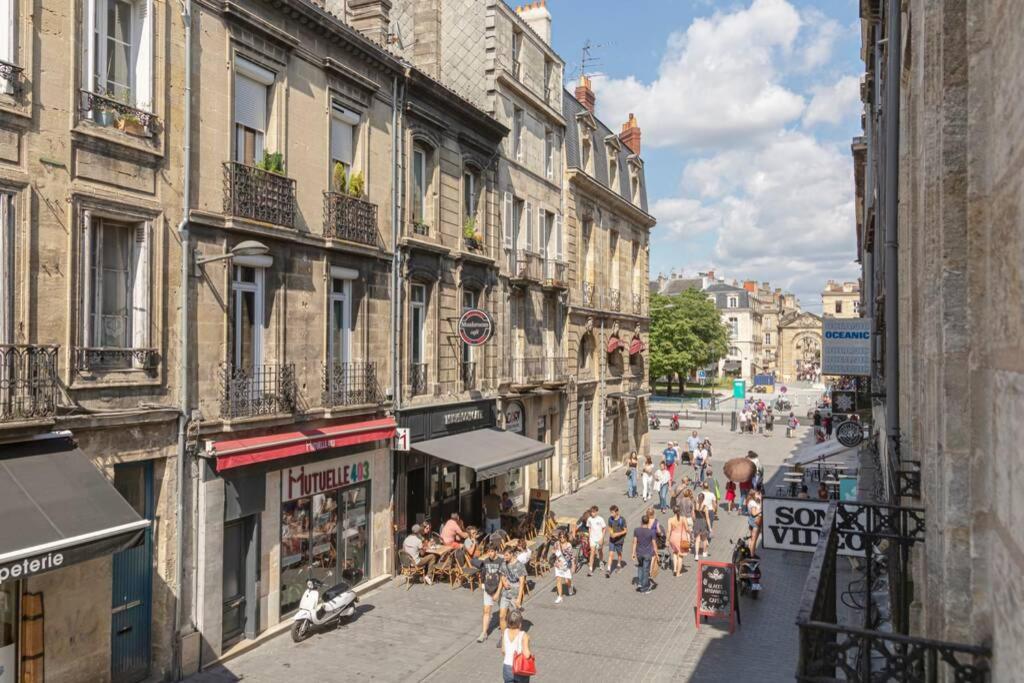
[188,422,815,682]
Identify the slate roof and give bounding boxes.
[563,89,649,213]
[650,277,703,296]
[704,283,752,309]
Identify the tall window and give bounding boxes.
[544,129,554,179]
[231,265,263,370]
[410,283,426,366]
[462,289,476,366]
[727,296,738,308]
[582,218,594,281]
[764,332,772,345]
[513,107,524,161]
[608,147,618,187]
[511,30,522,78]
[1,0,17,94]
[581,133,592,174]
[85,0,153,109]
[543,58,553,101]
[84,216,150,356]
[511,198,523,252]
[463,169,479,223]
[330,103,360,186]
[835,301,843,314]
[412,145,428,224]
[234,57,274,166]
[329,276,352,365]
[0,194,11,345]
[728,317,738,339]
[609,231,619,289]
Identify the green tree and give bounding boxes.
[649,290,729,395]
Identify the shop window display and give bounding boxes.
[0,582,16,680]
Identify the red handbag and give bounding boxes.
[512,651,537,676]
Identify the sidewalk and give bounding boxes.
[187,422,809,682]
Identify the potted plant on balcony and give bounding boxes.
[332,161,348,194]
[463,218,483,250]
[115,112,147,136]
[256,151,285,174]
[348,171,365,199]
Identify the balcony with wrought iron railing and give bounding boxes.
[542,357,572,385]
[0,345,59,423]
[223,162,297,228]
[79,89,158,135]
[505,357,545,387]
[321,361,382,408]
[510,250,542,285]
[542,259,568,289]
[73,347,160,376]
[632,292,643,316]
[580,281,596,307]
[219,363,296,419]
[323,192,380,247]
[410,363,428,397]
[607,288,621,311]
[795,501,990,682]
[461,360,477,391]
[1,60,25,96]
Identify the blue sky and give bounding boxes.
[547,0,864,311]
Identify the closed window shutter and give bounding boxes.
[132,0,154,110]
[234,72,268,132]
[555,213,563,261]
[131,222,150,355]
[524,201,533,251]
[81,211,95,346]
[84,0,97,94]
[503,192,513,250]
[538,207,546,259]
[331,104,360,167]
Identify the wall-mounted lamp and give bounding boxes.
[194,240,269,275]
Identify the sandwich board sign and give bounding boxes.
[695,560,739,633]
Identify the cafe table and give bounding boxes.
[783,473,805,497]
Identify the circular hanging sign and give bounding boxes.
[458,309,493,346]
[835,420,864,448]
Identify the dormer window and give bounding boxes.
[608,151,618,187]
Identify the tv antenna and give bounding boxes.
[577,39,605,80]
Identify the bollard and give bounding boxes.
[731,411,738,431]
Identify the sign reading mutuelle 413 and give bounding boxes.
[458,309,494,346]
[822,318,871,376]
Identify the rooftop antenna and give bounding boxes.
[577,39,604,80]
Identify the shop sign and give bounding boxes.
[504,401,525,434]
[835,420,864,448]
[394,427,410,452]
[695,560,737,633]
[458,309,494,346]
[762,498,866,557]
[444,407,484,426]
[822,318,871,376]
[283,454,371,502]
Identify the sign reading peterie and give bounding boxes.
[695,560,738,633]
[822,318,871,376]
[0,525,147,586]
[458,309,493,346]
[284,454,371,501]
[762,497,866,557]
[835,420,864,448]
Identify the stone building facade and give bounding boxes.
[0,1,185,681]
[853,0,1018,676]
[776,311,822,384]
[820,280,860,318]
[705,282,762,379]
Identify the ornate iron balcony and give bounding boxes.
[223,162,297,227]
[219,363,296,419]
[543,259,568,288]
[410,363,428,397]
[607,288,621,311]
[632,292,643,315]
[323,192,379,247]
[79,89,157,133]
[1,60,24,95]
[0,345,59,423]
[581,281,596,307]
[73,347,160,375]
[505,357,545,385]
[461,360,477,391]
[511,250,542,284]
[321,361,381,407]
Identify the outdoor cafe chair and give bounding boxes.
[398,551,427,590]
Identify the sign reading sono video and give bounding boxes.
[762,497,867,557]
[821,318,871,376]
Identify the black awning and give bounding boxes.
[0,433,150,583]
[412,428,554,480]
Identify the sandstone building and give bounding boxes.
[820,280,860,318]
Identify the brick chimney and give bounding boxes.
[743,280,756,293]
[575,75,595,114]
[347,0,392,46]
[620,113,641,155]
[517,1,552,45]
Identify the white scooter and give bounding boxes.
[291,576,358,642]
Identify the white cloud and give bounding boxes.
[804,75,861,127]
[797,9,842,70]
[651,197,721,238]
[591,0,805,150]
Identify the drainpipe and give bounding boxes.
[173,1,194,678]
[390,73,403,414]
[883,1,901,471]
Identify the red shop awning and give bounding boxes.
[606,336,625,353]
[629,337,647,355]
[210,417,397,472]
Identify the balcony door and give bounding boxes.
[231,265,264,372]
[328,273,353,403]
[233,58,273,166]
[410,283,426,395]
[0,193,11,346]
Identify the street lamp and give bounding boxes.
[194,240,269,274]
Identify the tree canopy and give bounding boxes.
[649,290,729,391]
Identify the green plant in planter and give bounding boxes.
[347,171,365,198]
[332,162,348,194]
[256,151,285,174]
[462,217,477,240]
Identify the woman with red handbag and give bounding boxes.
[502,610,535,682]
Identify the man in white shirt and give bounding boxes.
[686,431,701,462]
[585,505,607,577]
[401,524,435,584]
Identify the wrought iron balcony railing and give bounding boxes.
[796,502,989,682]
[223,162,297,227]
[543,259,568,288]
[323,192,379,247]
[461,360,477,391]
[0,345,59,423]
[581,281,596,307]
[607,288,621,311]
[412,222,430,237]
[1,60,24,95]
[79,89,157,134]
[219,363,296,419]
[505,357,545,385]
[73,347,160,375]
[410,363,428,397]
[511,250,542,283]
[543,357,571,384]
[897,459,922,500]
[632,292,643,315]
[321,361,381,408]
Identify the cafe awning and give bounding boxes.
[723,360,742,372]
[0,433,150,582]
[412,428,554,480]
[209,417,397,472]
[784,440,858,467]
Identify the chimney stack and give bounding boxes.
[620,113,641,155]
[347,0,393,46]
[575,75,595,114]
[743,280,756,293]
[516,1,552,45]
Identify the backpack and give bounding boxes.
[483,561,502,593]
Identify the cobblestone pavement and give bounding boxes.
[187,422,815,682]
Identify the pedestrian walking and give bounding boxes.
[725,479,737,512]
[484,489,502,534]
[787,412,798,438]
[747,491,763,555]
[631,514,657,594]
[501,609,533,683]
[641,455,654,502]
[693,492,712,559]
[766,408,775,433]
[585,505,606,577]
[824,413,834,439]
[694,441,710,484]
[626,451,638,498]
[662,442,678,484]
[705,468,721,514]
[474,544,505,643]
[686,430,701,464]
[496,547,527,648]
[655,462,671,512]
[552,532,575,603]
[667,505,691,576]
[606,505,628,577]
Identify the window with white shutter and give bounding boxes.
[234,57,274,166]
[83,0,153,110]
[539,208,548,260]
[555,213,563,262]
[524,201,533,252]
[330,103,359,178]
[503,191,513,250]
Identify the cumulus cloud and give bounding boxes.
[804,75,862,127]
[650,197,721,238]
[797,8,843,70]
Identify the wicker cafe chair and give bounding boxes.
[399,551,426,590]
[529,537,552,577]
[432,551,459,586]
[448,549,480,591]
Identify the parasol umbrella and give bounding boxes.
[724,457,756,483]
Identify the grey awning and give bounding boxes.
[0,433,149,581]
[723,360,742,371]
[412,428,554,480]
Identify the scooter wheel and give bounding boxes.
[291,620,312,643]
